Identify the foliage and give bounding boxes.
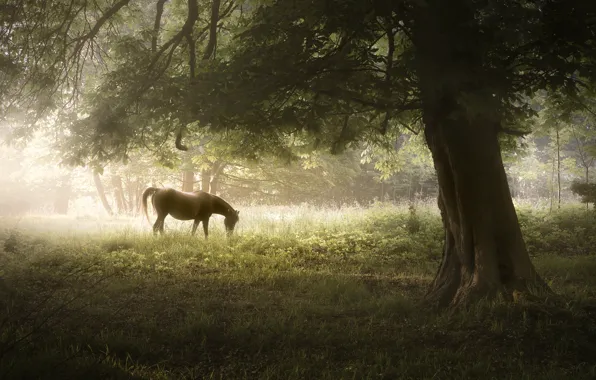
[570,181,596,207]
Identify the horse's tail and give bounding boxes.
[142,187,160,225]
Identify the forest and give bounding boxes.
[1,0,596,378]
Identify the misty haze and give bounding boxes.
[1,1,596,379]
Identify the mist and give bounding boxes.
[2,0,596,378]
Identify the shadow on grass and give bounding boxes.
[1,266,596,380]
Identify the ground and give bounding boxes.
[1,202,596,379]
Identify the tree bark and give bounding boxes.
[93,172,113,216]
[111,175,127,213]
[556,127,561,209]
[182,170,195,192]
[588,167,592,211]
[423,106,549,308]
[411,0,549,307]
[209,161,226,194]
[201,168,211,192]
[550,148,556,212]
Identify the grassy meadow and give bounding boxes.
[1,202,596,379]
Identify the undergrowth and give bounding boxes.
[0,203,595,379]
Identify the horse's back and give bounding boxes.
[153,188,210,220]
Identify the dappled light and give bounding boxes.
[1,0,596,378]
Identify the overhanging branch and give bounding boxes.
[152,0,168,54]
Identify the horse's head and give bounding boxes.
[224,209,240,236]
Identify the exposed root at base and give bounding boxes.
[423,280,556,310]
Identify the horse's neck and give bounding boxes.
[211,196,234,216]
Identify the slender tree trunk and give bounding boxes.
[54,174,71,215]
[556,128,561,209]
[93,172,113,216]
[136,181,144,214]
[181,149,195,192]
[125,178,135,213]
[550,155,556,213]
[201,168,211,192]
[209,161,226,195]
[182,170,195,192]
[586,167,590,211]
[111,175,126,213]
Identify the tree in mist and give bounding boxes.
[361,128,436,202]
[3,0,596,307]
[568,108,596,185]
[191,0,596,307]
[570,181,596,209]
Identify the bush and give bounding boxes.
[570,181,596,207]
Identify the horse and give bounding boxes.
[142,187,240,237]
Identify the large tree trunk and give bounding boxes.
[93,172,113,216]
[412,1,548,307]
[423,106,548,308]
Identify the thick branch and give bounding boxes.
[381,23,396,134]
[498,127,531,137]
[316,88,420,112]
[180,1,200,78]
[175,127,188,151]
[71,0,131,56]
[152,0,168,54]
[186,33,196,78]
[220,0,236,20]
[202,0,221,60]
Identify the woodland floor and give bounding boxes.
[1,203,596,379]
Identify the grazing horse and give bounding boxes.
[142,187,239,237]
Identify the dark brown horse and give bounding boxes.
[142,187,239,237]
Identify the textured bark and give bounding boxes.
[152,0,168,53]
[411,0,549,307]
[423,104,548,308]
[202,0,221,61]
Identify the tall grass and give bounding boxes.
[0,202,595,379]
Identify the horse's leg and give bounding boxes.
[191,219,200,235]
[159,217,166,234]
[202,218,209,239]
[153,214,166,235]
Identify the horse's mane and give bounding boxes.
[211,193,235,212]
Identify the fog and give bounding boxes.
[0,121,590,226]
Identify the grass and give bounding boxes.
[0,202,595,379]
